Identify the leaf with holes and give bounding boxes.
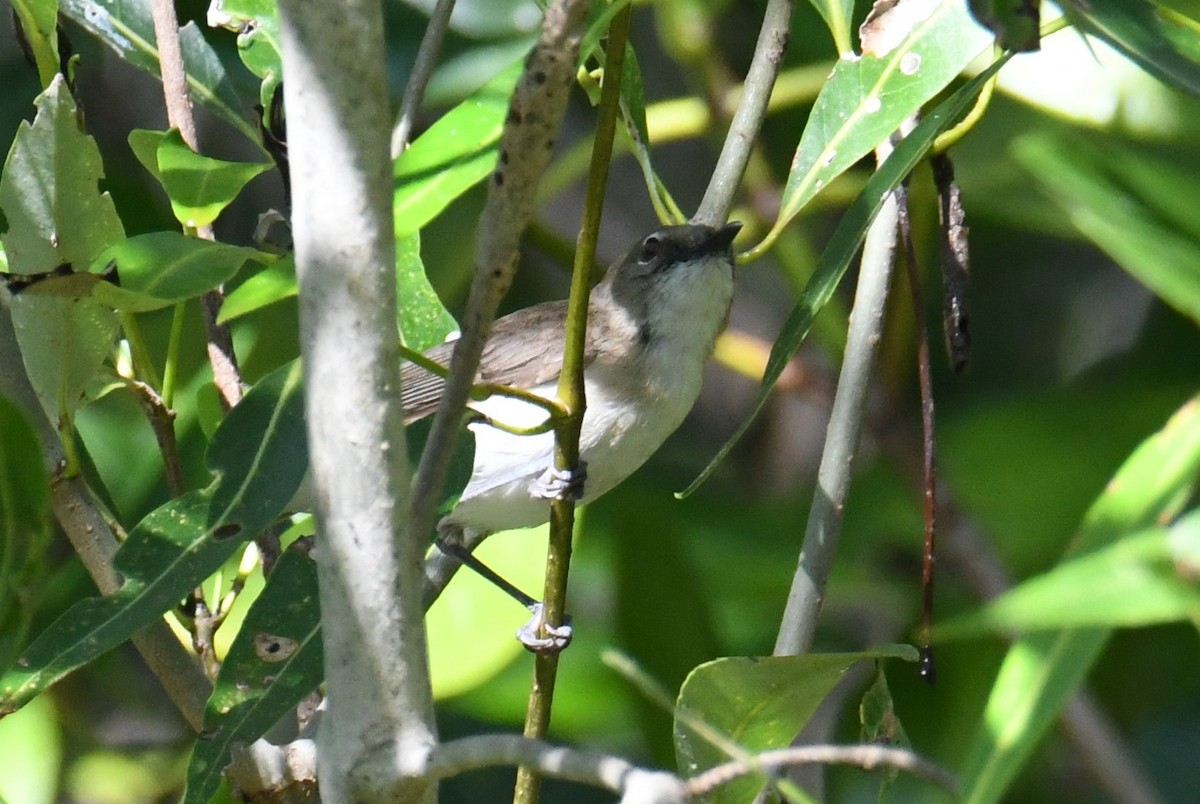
[0,361,307,715]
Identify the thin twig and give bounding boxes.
[513,9,630,801]
[150,0,243,410]
[895,184,938,682]
[408,0,590,575]
[693,0,794,225]
[773,174,901,656]
[684,744,959,797]
[391,0,457,158]
[128,379,185,497]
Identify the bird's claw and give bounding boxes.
[517,603,573,655]
[531,461,588,502]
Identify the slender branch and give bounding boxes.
[895,184,939,681]
[693,0,794,225]
[127,380,185,497]
[773,143,902,656]
[684,744,959,797]
[514,9,630,802]
[0,303,210,732]
[408,0,590,568]
[391,0,457,157]
[149,0,243,410]
[433,735,685,801]
[278,0,436,799]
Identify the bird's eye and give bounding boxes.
[638,235,661,265]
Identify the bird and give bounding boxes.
[409,222,741,647]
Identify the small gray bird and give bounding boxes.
[406,222,740,537]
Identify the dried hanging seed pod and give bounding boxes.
[932,152,971,374]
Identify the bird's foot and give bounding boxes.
[531,461,588,502]
[517,602,573,655]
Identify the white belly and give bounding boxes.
[442,366,698,535]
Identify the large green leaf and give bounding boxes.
[393,62,521,240]
[0,76,124,427]
[0,361,307,715]
[1015,134,1200,325]
[129,129,272,229]
[92,233,263,311]
[396,231,457,352]
[183,546,322,804]
[937,519,1200,637]
[217,253,297,324]
[1064,0,1200,98]
[683,57,1009,496]
[675,646,919,803]
[959,394,1200,804]
[0,76,124,274]
[59,0,261,145]
[760,0,991,253]
[206,0,283,117]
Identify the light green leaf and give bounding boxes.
[938,524,1200,637]
[92,233,262,311]
[129,128,272,229]
[10,0,60,86]
[0,76,124,274]
[1015,134,1200,325]
[217,254,297,324]
[763,0,990,252]
[183,546,322,804]
[59,0,261,144]
[1064,0,1200,98]
[960,394,1200,803]
[0,361,307,715]
[394,62,521,240]
[807,0,855,55]
[397,231,457,352]
[206,0,283,117]
[682,57,1009,497]
[675,646,919,804]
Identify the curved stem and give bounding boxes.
[391,0,457,158]
[693,0,794,225]
[513,7,631,802]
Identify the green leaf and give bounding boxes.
[183,546,322,804]
[129,129,272,229]
[937,524,1200,638]
[59,0,261,145]
[1015,135,1200,325]
[92,233,262,311]
[681,56,1009,497]
[6,293,117,427]
[675,646,919,804]
[11,0,60,86]
[618,44,683,224]
[0,361,307,715]
[217,254,297,324]
[806,0,855,55]
[396,232,457,352]
[1064,0,1200,98]
[959,394,1200,803]
[206,0,283,117]
[765,0,990,249]
[393,62,522,240]
[0,76,124,274]
[967,0,1040,51]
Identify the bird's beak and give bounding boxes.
[712,221,742,252]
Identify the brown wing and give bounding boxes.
[400,300,587,423]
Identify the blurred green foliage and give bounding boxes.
[0,0,1198,802]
